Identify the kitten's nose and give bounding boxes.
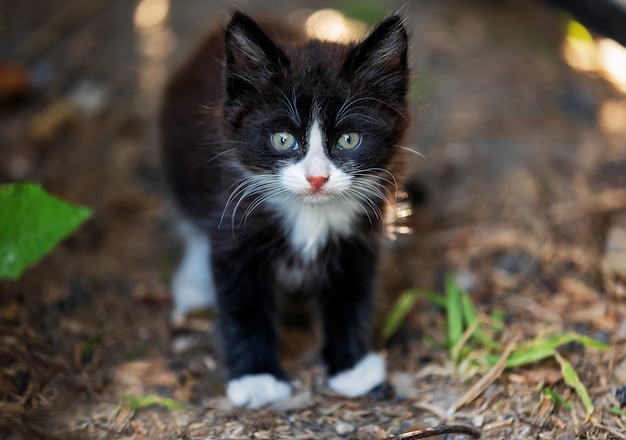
[307,175,328,192]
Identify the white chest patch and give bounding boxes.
[277,199,358,261]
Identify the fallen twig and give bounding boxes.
[391,424,482,439]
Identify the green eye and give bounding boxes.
[336,132,362,151]
[271,132,299,151]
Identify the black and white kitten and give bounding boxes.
[161,11,410,408]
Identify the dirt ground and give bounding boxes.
[1,0,626,438]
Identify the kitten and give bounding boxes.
[160,11,410,408]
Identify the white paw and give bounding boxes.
[170,222,216,323]
[328,353,386,398]
[227,374,292,409]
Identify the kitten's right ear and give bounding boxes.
[225,12,289,100]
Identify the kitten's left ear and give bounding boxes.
[225,12,289,100]
[343,15,408,83]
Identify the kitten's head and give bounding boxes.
[222,11,409,213]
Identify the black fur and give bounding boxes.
[161,11,409,389]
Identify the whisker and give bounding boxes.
[351,169,397,189]
[339,190,374,228]
[350,169,398,207]
[336,111,388,127]
[278,87,300,125]
[241,185,285,226]
[203,148,238,165]
[337,96,408,122]
[395,144,431,165]
[219,175,267,230]
[350,182,387,214]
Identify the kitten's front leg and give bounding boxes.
[320,239,386,397]
[213,251,291,408]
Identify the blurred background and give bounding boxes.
[1,0,626,438]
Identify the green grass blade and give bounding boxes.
[380,289,419,343]
[123,394,187,411]
[419,289,447,308]
[489,310,507,333]
[450,318,479,366]
[544,387,573,409]
[609,407,626,417]
[0,183,92,279]
[503,342,559,368]
[460,287,478,328]
[445,275,463,352]
[494,333,609,368]
[554,352,594,421]
[460,289,501,350]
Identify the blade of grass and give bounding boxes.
[123,394,187,411]
[502,340,559,368]
[489,310,506,333]
[380,289,420,343]
[609,407,626,417]
[445,275,463,353]
[544,387,573,409]
[554,352,594,421]
[459,289,501,350]
[488,332,609,368]
[419,289,447,308]
[450,317,479,366]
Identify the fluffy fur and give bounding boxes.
[161,11,410,407]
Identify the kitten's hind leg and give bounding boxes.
[171,220,216,323]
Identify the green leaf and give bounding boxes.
[0,183,92,279]
[554,352,594,421]
[380,289,419,343]
[123,394,187,411]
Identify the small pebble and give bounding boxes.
[354,424,387,440]
[472,414,485,427]
[334,421,355,436]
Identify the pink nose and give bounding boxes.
[307,175,328,191]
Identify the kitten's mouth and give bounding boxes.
[300,190,336,205]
